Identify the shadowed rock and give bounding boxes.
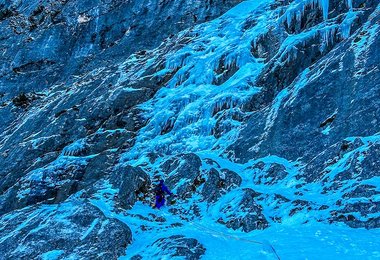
[0,200,132,259]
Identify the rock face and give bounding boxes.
[0,199,131,259]
[201,167,242,203]
[161,153,203,198]
[0,0,379,258]
[111,165,151,209]
[217,188,269,232]
[0,0,243,96]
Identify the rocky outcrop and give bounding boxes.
[201,168,242,203]
[0,199,131,259]
[217,189,269,232]
[161,153,203,198]
[111,165,151,209]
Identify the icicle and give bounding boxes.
[325,29,331,46]
[340,11,357,39]
[347,0,353,10]
[321,29,329,47]
[318,0,329,20]
[321,26,338,46]
[286,11,293,28]
[340,22,351,39]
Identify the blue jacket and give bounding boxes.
[156,183,172,196]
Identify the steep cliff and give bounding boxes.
[0,0,379,258]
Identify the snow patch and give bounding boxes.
[41,250,65,260]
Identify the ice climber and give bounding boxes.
[154,180,173,209]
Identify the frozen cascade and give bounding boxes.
[121,0,362,165]
[122,0,269,163]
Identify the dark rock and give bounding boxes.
[12,92,30,107]
[109,87,154,112]
[201,168,241,202]
[0,200,132,259]
[111,165,151,209]
[213,54,239,85]
[162,153,203,198]
[332,201,380,229]
[0,157,88,215]
[218,189,269,232]
[251,162,288,185]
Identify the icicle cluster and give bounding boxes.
[281,0,355,28]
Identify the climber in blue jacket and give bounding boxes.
[154,180,173,209]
